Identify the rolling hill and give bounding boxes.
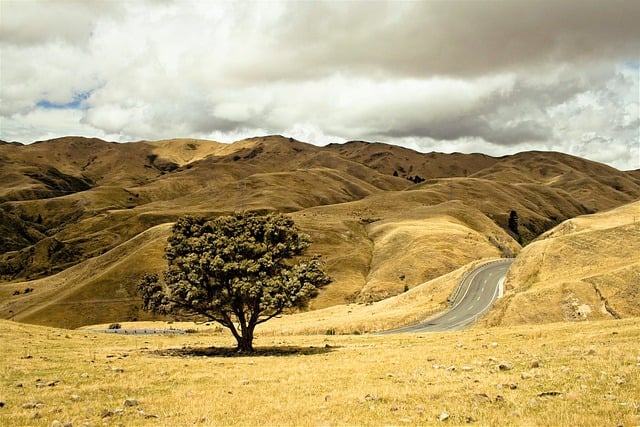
[482,200,640,326]
[1,135,638,328]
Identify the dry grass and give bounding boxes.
[3,136,639,329]
[0,224,172,328]
[1,318,638,426]
[2,192,519,328]
[485,201,640,327]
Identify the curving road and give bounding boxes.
[383,259,514,333]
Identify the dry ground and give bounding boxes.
[1,318,638,426]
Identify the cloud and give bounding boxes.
[0,0,638,169]
[0,0,123,46]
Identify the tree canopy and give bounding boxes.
[137,212,330,352]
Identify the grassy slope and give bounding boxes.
[1,318,638,426]
[2,136,639,329]
[0,224,172,328]
[483,200,640,327]
[0,197,518,328]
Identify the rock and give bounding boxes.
[138,409,160,419]
[446,365,456,371]
[474,393,491,403]
[439,411,450,421]
[586,348,597,356]
[398,418,412,423]
[101,409,114,418]
[51,421,63,427]
[521,372,533,379]
[529,398,539,407]
[530,360,539,368]
[615,375,628,385]
[498,362,513,371]
[70,395,81,402]
[22,401,43,409]
[491,342,498,347]
[113,408,124,415]
[0,401,4,408]
[462,366,473,372]
[504,383,518,390]
[15,383,23,388]
[123,398,139,407]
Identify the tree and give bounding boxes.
[508,210,519,236]
[137,212,331,352]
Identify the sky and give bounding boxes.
[1,1,639,170]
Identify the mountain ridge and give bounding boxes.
[1,135,638,328]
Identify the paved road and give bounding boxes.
[383,259,514,333]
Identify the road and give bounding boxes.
[383,259,514,333]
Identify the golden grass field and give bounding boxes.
[1,318,639,427]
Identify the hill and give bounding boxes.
[1,135,638,328]
[482,200,640,327]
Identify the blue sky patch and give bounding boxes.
[36,91,91,110]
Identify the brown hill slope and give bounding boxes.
[0,224,172,328]
[471,151,640,212]
[1,136,639,328]
[0,196,519,328]
[482,200,640,327]
[0,136,407,281]
[325,140,498,179]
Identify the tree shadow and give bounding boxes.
[150,344,339,358]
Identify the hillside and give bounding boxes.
[482,200,640,327]
[1,135,639,328]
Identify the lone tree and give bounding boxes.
[138,212,331,352]
[508,210,520,238]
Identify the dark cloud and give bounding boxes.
[231,0,640,80]
[0,1,123,46]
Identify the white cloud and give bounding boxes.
[1,0,639,170]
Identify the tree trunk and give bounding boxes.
[235,323,255,352]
